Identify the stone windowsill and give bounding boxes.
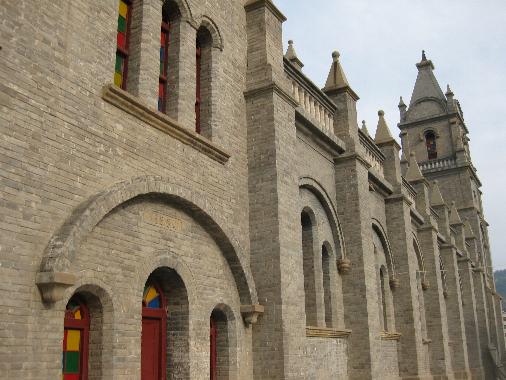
[101,84,230,165]
[306,326,352,339]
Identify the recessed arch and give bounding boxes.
[161,0,193,22]
[38,176,258,306]
[194,15,224,51]
[372,220,396,276]
[299,176,346,260]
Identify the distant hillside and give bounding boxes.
[494,269,506,310]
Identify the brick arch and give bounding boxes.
[38,176,258,305]
[299,176,346,259]
[372,220,397,277]
[194,15,224,51]
[162,0,193,22]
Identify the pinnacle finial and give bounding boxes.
[398,96,406,108]
[430,180,445,206]
[422,50,427,61]
[374,110,394,144]
[361,120,370,136]
[332,51,340,62]
[446,84,454,96]
[323,50,350,91]
[405,152,425,182]
[285,39,304,70]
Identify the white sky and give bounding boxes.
[275,0,506,269]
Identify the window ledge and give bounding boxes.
[101,84,230,165]
[380,331,402,341]
[306,326,352,339]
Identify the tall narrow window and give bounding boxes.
[322,245,333,328]
[301,210,317,326]
[380,268,388,331]
[425,131,437,160]
[195,40,202,133]
[115,0,132,90]
[159,16,170,112]
[210,316,217,380]
[141,284,167,380]
[62,296,90,380]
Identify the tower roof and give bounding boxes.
[409,51,446,107]
[374,110,395,144]
[323,51,350,91]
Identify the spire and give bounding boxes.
[430,181,445,206]
[398,96,407,122]
[409,51,446,107]
[324,51,350,90]
[463,218,475,239]
[361,120,370,136]
[284,40,304,70]
[405,152,424,182]
[374,110,394,144]
[449,201,463,225]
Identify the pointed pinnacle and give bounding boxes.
[446,84,454,97]
[422,50,427,61]
[449,201,463,225]
[463,218,475,238]
[285,40,303,70]
[361,120,370,136]
[405,152,425,182]
[374,110,395,144]
[398,96,406,108]
[323,50,350,90]
[430,181,445,206]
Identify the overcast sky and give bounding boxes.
[275,0,506,269]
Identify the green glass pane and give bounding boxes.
[115,54,123,73]
[117,15,126,33]
[64,351,80,374]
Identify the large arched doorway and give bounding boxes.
[141,284,167,380]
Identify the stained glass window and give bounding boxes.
[195,41,202,133]
[62,297,89,380]
[426,131,437,160]
[143,285,161,309]
[115,0,131,89]
[158,21,170,112]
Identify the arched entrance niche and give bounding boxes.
[142,267,190,380]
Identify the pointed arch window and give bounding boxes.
[425,131,437,160]
[62,296,90,380]
[114,0,132,89]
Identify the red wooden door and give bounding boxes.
[142,318,161,380]
[210,317,217,380]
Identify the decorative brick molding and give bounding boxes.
[306,326,352,339]
[37,176,258,306]
[101,84,230,164]
[380,331,402,341]
[337,258,351,274]
[240,304,265,326]
[389,277,400,290]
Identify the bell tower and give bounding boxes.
[399,52,505,377]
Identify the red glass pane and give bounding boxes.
[161,32,166,46]
[117,32,126,50]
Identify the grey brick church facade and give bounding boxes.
[0,0,504,379]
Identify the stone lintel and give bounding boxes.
[379,331,402,341]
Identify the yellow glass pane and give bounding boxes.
[74,310,82,320]
[145,286,158,303]
[66,329,81,351]
[119,1,128,18]
[114,72,123,87]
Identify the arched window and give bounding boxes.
[141,284,167,380]
[158,9,170,113]
[379,267,388,331]
[63,296,90,380]
[425,131,437,160]
[322,244,332,328]
[115,0,132,90]
[301,210,317,326]
[210,308,231,380]
[210,316,217,380]
[195,27,213,137]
